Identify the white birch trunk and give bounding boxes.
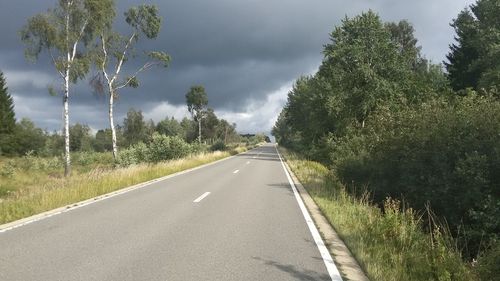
[108,88,118,160]
[63,70,71,177]
[198,118,202,144]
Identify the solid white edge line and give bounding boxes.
[275,145,343,281]
[193,192,211,203]
[0,147,261,234]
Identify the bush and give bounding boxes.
[13,151,62,171]
[332,95,500,257]
[147,134,192,163]
[210,141,227,151]
[118,134,193,165]
[476,241,500,281]
[117,142,148,166]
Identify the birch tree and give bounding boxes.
[92,4,170,161]
[20,0,114,176]
[186,85,208,144]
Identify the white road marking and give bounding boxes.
[233,169,240,174]
[275,146,343,281]
[246,161,250,164]
[193,192,211,203]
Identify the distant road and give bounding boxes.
[0,144,340,281]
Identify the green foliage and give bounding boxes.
[69,123,92,152]
[445,0,500,92]
[147,134,192,163]
[186,85,208,120]
[117,134,193,165]
[156,117,183,137]
[125,5,162,39]
[331,95,500,257]
[148,51,170,67]
[92,129,113,152]
[122,108,151,146]
[0,72,15,136]
[274,6,498,277]
[210,140,227,151]
[117,142,148,166]
[11,118,46,156]
[320,11,412,126]
[0,161,16,178]
[180,117,198,142]
[19,151,62,171]
[0,71,16,156]
[20,0,114,78]
[476,241,500,281]
[283,150,477,281]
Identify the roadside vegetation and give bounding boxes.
[281,148,477,281]
[273,1,499,279]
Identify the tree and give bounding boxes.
[20,0,114,176]
[385,20,422,69]
[12,118,47,155]
[201,108,219,142]
[0,71,16,155]
[319,11,411,129]
[445,0,500,92]
[69,123,92,151]
[123,108,148,146]
[0,71,15,135]
[186,85,208,143]
[156,117,183,137]
[91,4,170,161]
[92,129,112,152]
[180,117,197,142]
[215,119,238,144]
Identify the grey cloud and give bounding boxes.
[0,0,474,133]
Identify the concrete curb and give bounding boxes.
[281,159,370,281]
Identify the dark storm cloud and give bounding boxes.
[0,0,474,133]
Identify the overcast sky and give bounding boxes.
[0,0,474,134]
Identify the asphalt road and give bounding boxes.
[0,144,338,281]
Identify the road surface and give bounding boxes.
[0,144,339,281]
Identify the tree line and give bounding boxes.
[273,0,498,269]
[0,73,243,156]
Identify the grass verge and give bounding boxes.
[279,147,477,281]
[0,150,240,225]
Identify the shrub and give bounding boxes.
[118,134,193,165]
[332,95,500,257]
[210,140,227,151]
[117,142,148,166]
[476,241,500,281]
[147,134,191,163]
[0,160,16,178]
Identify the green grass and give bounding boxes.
[0,149,241,224]
[280,147,477,281]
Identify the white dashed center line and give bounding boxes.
[193,192,211,203]
[233,169,240,174]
